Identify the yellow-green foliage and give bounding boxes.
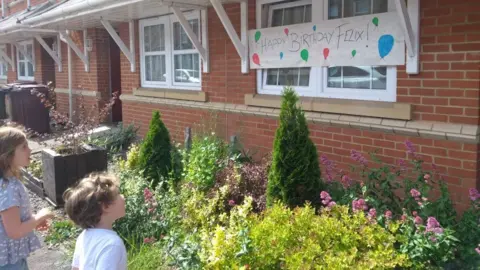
[118,144,141,171]
[199,203,410,270]
[181,185,229,232]
[245,204,410,270]
[199,197,253,270]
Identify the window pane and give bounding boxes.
[266,68,309,87]
[372,67,387,90]
[18,50,24,61]
[266,4,312,88]
[328,1,389,90]
[19,62,25,77]
[328,0,342,19]
[343,66,370,89]
[327,67,342,88]
[144,24,165,52]
[174,54,200,83]
[145,55,166,82]
[373,0,388,13]
[174,19,199,51]
[27,44,33,59]
[27,62,34,77]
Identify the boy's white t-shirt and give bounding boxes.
[72,228,127,270]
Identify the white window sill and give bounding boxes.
[134,87,207,102]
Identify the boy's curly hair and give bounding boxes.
[63,173,120,229]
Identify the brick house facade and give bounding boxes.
[0,0,479,211]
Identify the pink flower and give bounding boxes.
[398,159,407,172]
[424,174,431,180]
[414,216,423,225]
[410,189,421,198]
[320,191,330,200]
[469,188,480,201]
[368,208,377,220]
[320,191,334,207]
[401,214,407,222]
[143,237,156,244]
[351,150,368,166]
[426,217,444,235]
[475,247,480,255]
[385,210,393,219]
[327,201,336,209]
[320,154,336,182]
[412,211,418,217]
[228,200,236,206]
[144,188,153,201]
[352,199,368,212]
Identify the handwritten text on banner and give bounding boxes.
[249,12,405,69]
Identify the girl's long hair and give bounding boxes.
[0,127,27,179]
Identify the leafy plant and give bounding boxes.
[454,190,480,269]
[26,159,43,179]
[45,220,81,246]
[138,111,172,187]
[267,87,322,208]
[31,84,118,155]
[88,123,138,156]
[183,133,227,191]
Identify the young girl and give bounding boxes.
[0,127,54,270]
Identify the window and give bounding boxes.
[17,41,35,81]
[256,0,397,102]
[0,48,7,79]
[140,11,202,90]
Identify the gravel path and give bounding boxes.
[26,189,71,270]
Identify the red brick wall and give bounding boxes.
[118,0,480,124]
[399,0,480,125]
[123,102,479,212]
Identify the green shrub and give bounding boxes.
[454,193,480,269]
[138,111,172,186]
[267,87,322,208]
[184,134,226,191]
[45,220,81,246]
[127,242,168,270]
[199,203,409,269]
[88,123,139,155]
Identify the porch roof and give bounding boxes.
[0,0,60,44]
[20,0,241,31]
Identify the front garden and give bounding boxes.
[44,87,479,269]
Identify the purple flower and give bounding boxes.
[405,140,417,157]
[320,154,336,182]
[350,150,368,166]
[341,175,353,188]
[398,159,407,171]
[410,189,421,198]
[368,208,377,220]
[414,216,423,225]
[469,188,480,201]
[426,217,444,235]
[385,210,393,219]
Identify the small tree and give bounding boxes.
[267,87,322,208]
[138,111,172,186]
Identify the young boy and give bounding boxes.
[63,174,127,270]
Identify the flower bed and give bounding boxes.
[45,89,480,269]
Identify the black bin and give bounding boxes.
[1,81,38,120]
[9,82,50,134]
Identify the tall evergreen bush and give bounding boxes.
[138,111,172,186]
[267,87,322,208]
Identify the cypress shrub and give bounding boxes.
[138,111,172,186]
[266,87,322,208]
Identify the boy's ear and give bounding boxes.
[101,203,111,213]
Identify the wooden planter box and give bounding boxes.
[42,144,108,207]
[21,168,45,199]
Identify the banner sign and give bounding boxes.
[249,12,405,69]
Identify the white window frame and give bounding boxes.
[0,46,7,80]
[256,0,397,102]
[16,40,35,81]
[139,11,202,91]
